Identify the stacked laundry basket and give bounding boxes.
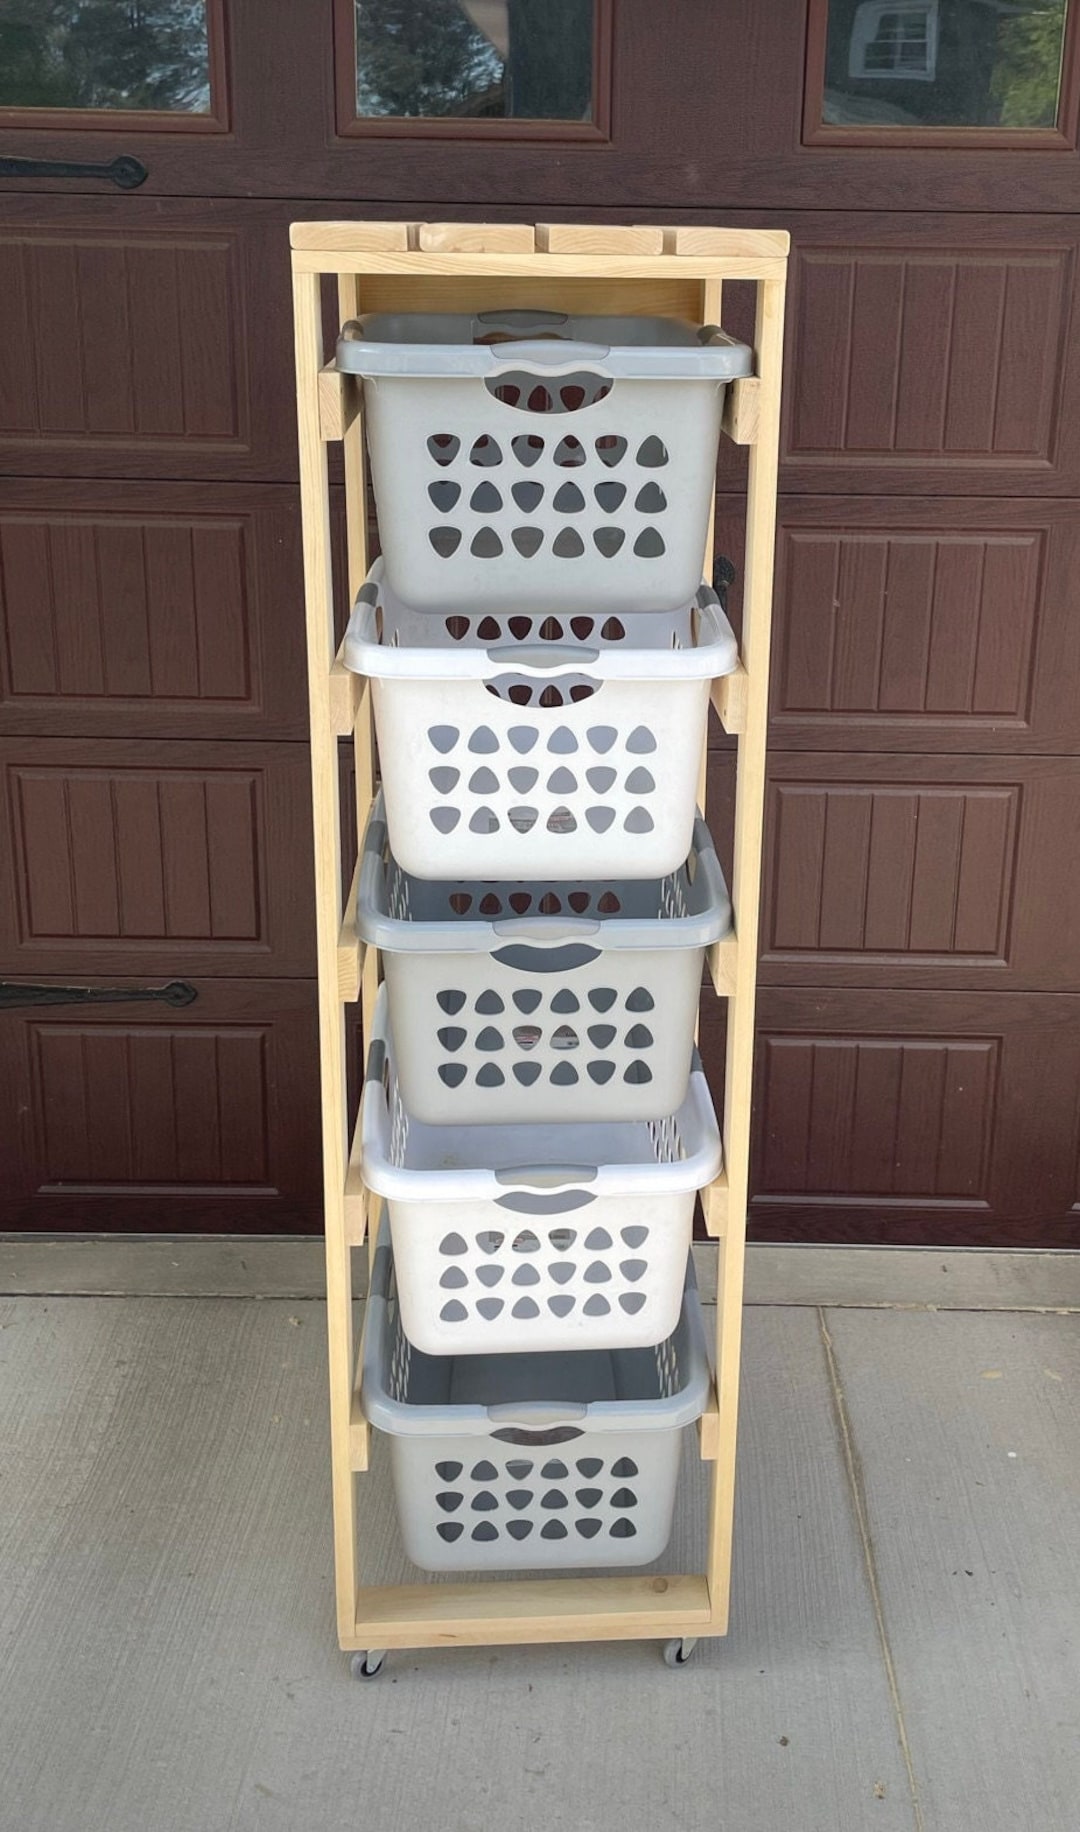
[340,306,753,1576]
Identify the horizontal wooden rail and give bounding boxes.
[293,248,788,282]
[352,1572,712,1651]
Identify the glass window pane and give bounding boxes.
[822,0,1069,130]
[0,1,213,114]
[354,0,594,122]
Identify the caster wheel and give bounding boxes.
[662,1637,698,1668]
[350,1650,386,1679]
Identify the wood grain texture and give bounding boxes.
[0,205,297,481]
[0,737,313,976]
[0,482,308,739]
[537,223,664,253]
[293,264,358,1639]
[417,222,536,252]
[749,987,1080,1246]
[0,978,320,1231]
[760,754,1080,991]
[770,496,1080,754]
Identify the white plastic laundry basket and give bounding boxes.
[343,561,738,880]
[336,310,752,616]
[360,989,722,1357]
[358,791,731,1126]
[362,1223,710,1572]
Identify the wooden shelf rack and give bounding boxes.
[291,219,788,1659]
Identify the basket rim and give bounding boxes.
[359,987,723,1204]
[361,1218,712,1438]
[342,561,740,684]
[357,791,733,955]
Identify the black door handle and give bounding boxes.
[0,154,148,190]
[0,980,197,1010]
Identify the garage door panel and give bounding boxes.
[760,755,1080,989]
[770,497,1080,751]
[0,482,307,738]
[750,989,1080,1245]
[0,977,321,1231]
[0,739,313,976]
[780,219,1080,495]
[0,205,295,481]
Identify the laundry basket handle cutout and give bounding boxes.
[487,1401,589,1427]
[491,917,601,942]
[493,1163,598,1189]
[491,942,602,973]
[486,644,600,670]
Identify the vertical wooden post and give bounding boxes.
[293,268,359,1639]
[706,274,786,1629]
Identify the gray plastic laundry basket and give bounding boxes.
[358,790,731,1126]
[343,561,738,880]
[360,987,721,1357]
[362,1224,710,1572]
[336,309,753,615]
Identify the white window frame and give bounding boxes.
[849,0,939,83]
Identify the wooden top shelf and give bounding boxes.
[290,219,789,280]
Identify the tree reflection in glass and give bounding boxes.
[0,0,212,113]
[355,0,594,122]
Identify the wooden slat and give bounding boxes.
[290,221,411,251]
[317,364,359,441]
[293,263,359,1644]
[349,1393,371,1472]
[701,1170,729,1239]
[344,1111,366,1245]
[698,1380,721,1461]
[416,221,535,252]
[712,663,748,735]
[669,226,791,258]
[349,1316,371,1471]
[352,1573,713,1651]
[722,376,761,446]
[292,248,788,282]
[335,275,703,321]
[329,642,366,737]
[708,933,739,998]
[706,268,787,1636]
[337,857,363,1002]
[536,223,665,254]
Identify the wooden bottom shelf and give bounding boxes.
[349,1571,715,1651]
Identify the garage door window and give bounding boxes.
[805,0,1079,146]
[0,0,228,131]
[336,0,610,139]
